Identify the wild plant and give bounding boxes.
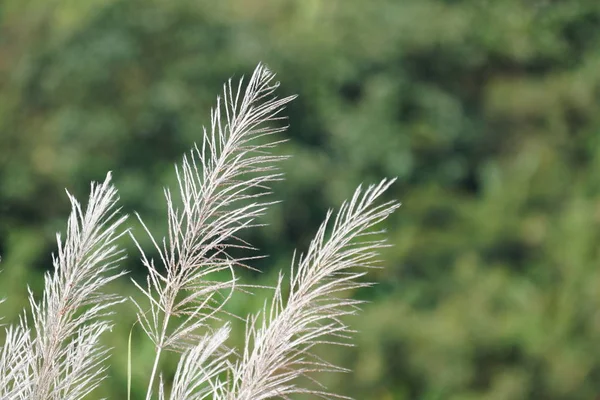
[0,64,398,400]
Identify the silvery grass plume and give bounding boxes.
[0,322,32,399]
[0,174,128,400]
[0,63,398,400]
[1,267,32,400]
[130,64,297,399]
[223,179,399,400]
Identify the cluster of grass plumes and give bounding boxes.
[0,64,399,400]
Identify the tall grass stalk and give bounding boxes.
[1,173,128,400]
[0,64,398,400]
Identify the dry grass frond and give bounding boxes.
[0,173,128,400]
[226,179,399,400]
[130,64,296,397]
[0,65,397,400]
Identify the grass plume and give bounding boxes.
[0,64,398,400]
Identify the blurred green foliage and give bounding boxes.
[2,0,600,399]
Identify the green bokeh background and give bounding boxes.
[2,0,600,398]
